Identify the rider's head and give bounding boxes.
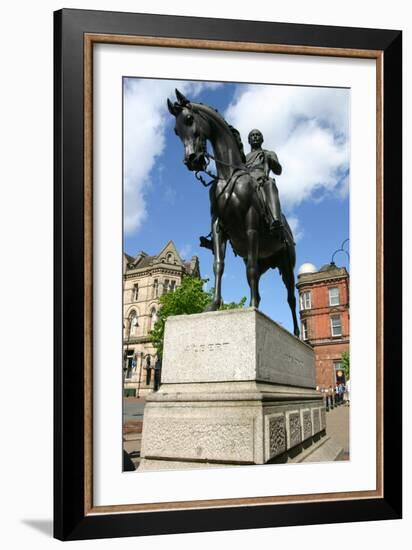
[248,129,264,148]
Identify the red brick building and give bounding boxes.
[296,262,349,389]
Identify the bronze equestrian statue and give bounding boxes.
[167,89,300,337]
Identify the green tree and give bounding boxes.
[341,351,350,381]
[219,296,247,310]
[150,275,246,358]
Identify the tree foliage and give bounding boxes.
[341,350,350,381]
[150,276,246,358]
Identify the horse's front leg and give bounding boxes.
[206,218,227,311]
[246,210,260,308]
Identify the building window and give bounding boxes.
[329,287,339,306]
[153,279,158,298]
[300,291,311,310]
[166,253,174,264]
[133,283,139,301]
[170,280,176,292]
[330,314,342,337]
[124,350,135,379]
[163,279,169,294]
[301,320,310,341]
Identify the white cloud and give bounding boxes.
[178,243,192,260]
[123,79,221,235]
[287,216,304,243]
[224,84,350,211]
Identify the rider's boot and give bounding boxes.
[199,235,214,251]
[263,180,284,235]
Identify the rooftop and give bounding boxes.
[297,262,349,286]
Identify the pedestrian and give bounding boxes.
[324,387,330,411]
[336,384,342,405]
[345,379,350,405]
[329,385,335,409]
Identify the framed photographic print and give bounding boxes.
[54,8,402,541]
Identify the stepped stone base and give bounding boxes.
[140,308,327,469]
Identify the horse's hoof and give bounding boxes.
[205,301,220,312]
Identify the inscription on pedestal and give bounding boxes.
[183,342,230,353]
[286,411,302,449]
[301,409,312,441]
[312,408,321,435]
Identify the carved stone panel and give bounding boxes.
[265,413,286,460]
[141,416,255,463]
[311,407,321,435]
[286,411,302,449]
[301,409,312,441]
[320,407,326,431]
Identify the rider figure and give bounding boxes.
[246,129,283,233]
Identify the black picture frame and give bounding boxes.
[54,8,402,541]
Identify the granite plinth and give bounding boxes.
[162,307,315,388]
[140,309,325,470]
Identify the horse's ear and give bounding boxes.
[175,88,189,106]
[167,98,177,116]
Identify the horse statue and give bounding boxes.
[167,89,300,337]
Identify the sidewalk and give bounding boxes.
[325,404,350,459]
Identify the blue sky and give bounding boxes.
[123,78,350,333]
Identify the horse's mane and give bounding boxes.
[228,125,246,163]
[193,102,246,164]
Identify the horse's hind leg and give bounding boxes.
[244,207,261,308]
[206,218,227,311]
[279,258,300,337]
[246,230,260,308]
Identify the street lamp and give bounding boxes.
[331,238,350,265]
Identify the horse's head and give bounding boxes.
[167,89,208,172]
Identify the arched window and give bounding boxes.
[133,283,139,301]
[166,253,174,264]
[129,310,138,336]
[153,279,158,298]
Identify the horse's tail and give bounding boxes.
[281,214,296,248]
[275,215,296,277]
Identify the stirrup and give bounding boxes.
[199,235,214,251]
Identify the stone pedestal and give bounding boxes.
[140,308,326,469]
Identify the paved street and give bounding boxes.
[123,396,145,422]
[123,397,350,469]
[123,397,146,469]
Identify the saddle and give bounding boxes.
[200,169,285,251]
